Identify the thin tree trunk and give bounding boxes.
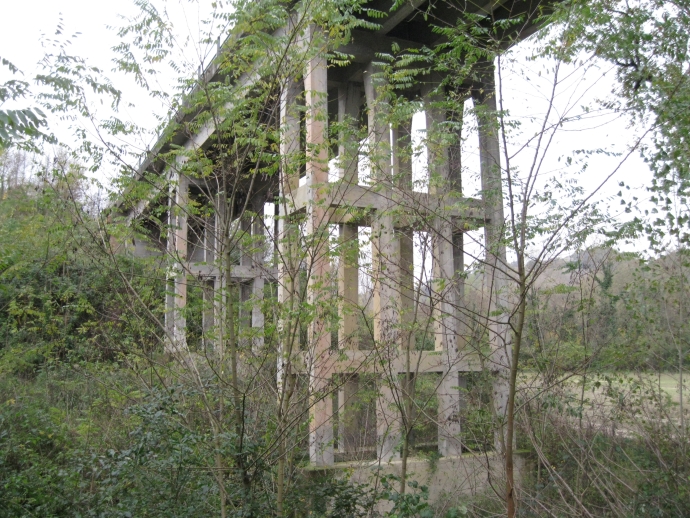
[506,286,526,518]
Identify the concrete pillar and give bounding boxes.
[239,281,252,349]
[337,82,361,185]
[438,370,465,456]
[338,223,359,349]
[172,171,189,353]
[277,74,302,396]
[424,81,466,456]
[423,81,458,359]
[335,83,362,455]
[337,82,361,351]
[337,373,360,453]
[447,91,463,195]
[239,212,252,267]
[392,120,415,354]
[251,196,265,352]
[376,380,401,461]
[365,61,401,462]
[213,192,227,360]
[202,279,215,351]
[453,229,468,344]
[165,179,176,342]
[471,60,511,452]
[205,215,215,264]
[448,97,468,354]
[238,205,253,350]
[304,26,334,466]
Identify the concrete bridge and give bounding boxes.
[119,0,549,487]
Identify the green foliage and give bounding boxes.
[0,58,48,148]
[0,172,165,376]
[303,474,376,517]
[380,475,434,518]
[547,0,690,250]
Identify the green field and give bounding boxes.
[520,371,688,403]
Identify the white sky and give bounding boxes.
[0,0,217,159]
[1,0,655,258]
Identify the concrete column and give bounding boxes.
[337,373,360,453]
[277,75,302,397]
[239,282,252,349]
[202,279,215,351]
[471,60,511,452]
[304,26,334,466]
[238,199,253,351]
[392,120,415,354]
[448,99,468,354]
[338,223,359,349]
[424,81,466,457]
[205,215,215,264]
[438,370,465,456]
[239,213,252,267]
[447,91,463,194]
[365,61,401,462]
[337,82,361,351]
[453,230,470,352]
[172,171,189,353]
[165,177,176,343]
[335,83,362,455]
[337,82,361,184]
[376,380,400,461]
[213,192,227,360]
[423,83,458,359]
[364,62,398,344]
[251,196,265,352]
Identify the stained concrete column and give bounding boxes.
[304,25,334,466]
[204,215,215,264]
[337,82,361,185]
[251,196,265,352]
[336,83,362,454]
[202,279,215,351]
[337,373,359,453]
[165,176,177,343]
[423,81,458,359]
[392,118,417,459]
[213,192,227,360]
[277,75,302,399]
[170,169,189,353]
[337,82,361,350]
[392,120,415,354]
[365,61,401,462]
[196,208,216,354]
[447,101,468,352]
[438,370,465,456]
[471,60,511,452]
[424,81,467,457]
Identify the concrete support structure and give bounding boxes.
[126,0,544,471]
[304,25,334,466]
[171,171,189,353]
[471,61,511,452]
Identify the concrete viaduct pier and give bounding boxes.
[119,0,548,483]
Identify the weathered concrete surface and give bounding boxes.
[310,452,527,511]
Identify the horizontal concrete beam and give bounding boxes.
[189,263,277,280]
[293,349,482,375]
[286,182,486,226]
